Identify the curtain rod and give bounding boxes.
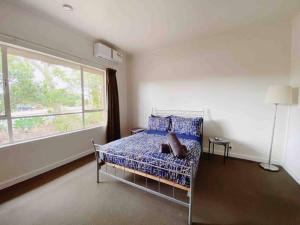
[0,32,115,70]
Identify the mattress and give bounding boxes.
[99,131,201,187]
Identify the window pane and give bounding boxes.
[12,114,83,141]
[84,69,104,110]
[8,49,82,117]
[0,49,4,115]
[0,120,9,144]
[85,111,105,128]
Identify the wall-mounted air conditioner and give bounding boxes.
[112,49,123,63]
[94,42,122,63]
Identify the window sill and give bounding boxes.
[0,124,106,149]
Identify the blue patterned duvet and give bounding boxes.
[100,131,201,187]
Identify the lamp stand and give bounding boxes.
[259,103,280,172]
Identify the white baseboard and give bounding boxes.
[0,148,93,191]
[202,147,281,164]
[281,163,300,185]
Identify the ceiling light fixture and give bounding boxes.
[62,4,73,12]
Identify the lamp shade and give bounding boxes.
[265,85,292,104]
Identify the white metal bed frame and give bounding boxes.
[92,109,204,225]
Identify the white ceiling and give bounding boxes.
[10,0,300,53]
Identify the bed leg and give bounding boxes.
[188,163,194,225]
[96,157,100,183]
[201,121,204,155]
[91,139,100,183]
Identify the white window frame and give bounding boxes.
[0,43,106,146]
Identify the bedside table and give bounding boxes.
[208,137,232,162]
[129,128,145,135]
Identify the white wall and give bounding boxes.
[284,13,300,184]
[0,1,128,189]
[128,22,291,163]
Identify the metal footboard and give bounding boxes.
[91,139,196,225]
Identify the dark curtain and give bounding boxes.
[106,68,120,142]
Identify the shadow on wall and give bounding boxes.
[231,140,263,160]
[203,109,225,147]
[203,120,225,146]
[292,87,299,105]
[203,109,261,159]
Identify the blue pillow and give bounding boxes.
[148,116,170,132]
[171,116,202,137]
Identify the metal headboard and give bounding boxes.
[152,108,205,118]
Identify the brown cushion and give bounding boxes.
[167,132,187,159]
[160,144,172,154]
[181,145,188,157]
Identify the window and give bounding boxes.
[0,48,4,115]
[0,48,9,145]
[84,68,104,110]
[0,44,106,145]
[83,68,105,128]
[0,119,9,144]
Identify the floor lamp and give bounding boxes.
[260,85,292,171]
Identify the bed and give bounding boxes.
[92,109,204,225]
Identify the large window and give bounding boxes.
[0,48,4,115]
[83,68,105,128]
[0,48,9,145]
[0,44,106,145]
